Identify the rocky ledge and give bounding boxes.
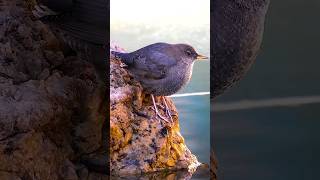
[110,43,200,177]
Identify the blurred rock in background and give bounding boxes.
[0,0,107,179]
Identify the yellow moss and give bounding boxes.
[152,139,171,168]
[172,120,180,130]
[110,125,123,142]
[151,124,188,168]
[123,130,132,145]
[171,143,185,159]
[166,158,176,167]
[157,155,168,164]
[166,174,177,180]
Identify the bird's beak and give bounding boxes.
[196,54,208,60]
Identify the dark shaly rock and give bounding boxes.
[0,1,107,179]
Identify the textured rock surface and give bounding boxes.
[110,44,200,176]
[0,0,107,179]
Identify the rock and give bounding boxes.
[110,44,200,176]
[0,0,107,179]
[0,171,21,180]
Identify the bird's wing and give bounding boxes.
[148,51,177,67]
[132,51,177,80]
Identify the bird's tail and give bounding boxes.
[111,51,133,65]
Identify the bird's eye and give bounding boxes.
[186,50,192,56]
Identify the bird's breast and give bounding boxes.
[161,62,194,95]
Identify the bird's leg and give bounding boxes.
[151,94,170,123]
[156,103,165,110]
[162,96,173,123]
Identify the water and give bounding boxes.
[111,0,210,179]
[214,0,320,179]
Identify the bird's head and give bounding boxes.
[174,44,208,63]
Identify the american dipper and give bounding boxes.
[30,0,108,79]
[112,43,208,123]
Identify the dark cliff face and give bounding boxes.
[211,0,270,99]
[0,1,107,179]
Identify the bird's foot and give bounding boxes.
[156,103,165,110]
[162,96,174,123]
[151,94,171,124]
[155,111,171,124]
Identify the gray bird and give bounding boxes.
[112,43,208,123]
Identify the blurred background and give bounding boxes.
[111,0,210,168]
[213,0,320,179]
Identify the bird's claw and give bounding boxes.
[156,103,165,110]
[151,106,170,123]
[165,108,173,123]
[151,94,172,124]
[162,97,174,123]
[156,112,171,123]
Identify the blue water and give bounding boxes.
[214,105,320,180]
